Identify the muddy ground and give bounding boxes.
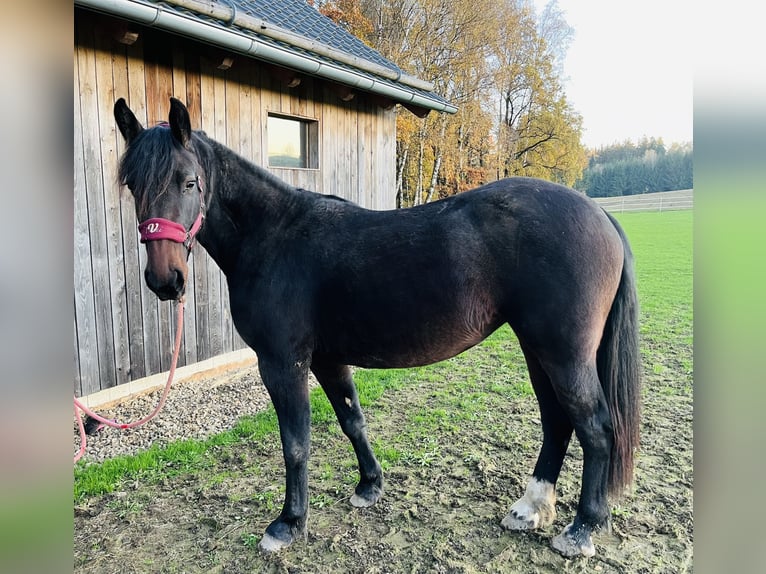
[74,327,692,574]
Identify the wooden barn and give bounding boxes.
[74,0,455,403]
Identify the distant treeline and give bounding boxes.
[575,138,693,198]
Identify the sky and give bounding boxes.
[534,0,693,149]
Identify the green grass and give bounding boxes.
[613,210,693,339]
[74,209,693,502]
[74,411,279,500]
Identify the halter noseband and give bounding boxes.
[138,176,205,251]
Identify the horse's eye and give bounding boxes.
[184,180,196,193]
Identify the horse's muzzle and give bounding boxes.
[145,266,186,301]
[143,241,188,301]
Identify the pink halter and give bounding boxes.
[138,176,205,250]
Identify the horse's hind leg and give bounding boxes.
[545,359,613,558]
[502,342,573,531]
[311,361,384,507]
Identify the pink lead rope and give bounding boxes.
[74,175,205,462]
[75,173,204,463]
[74,297,185,463]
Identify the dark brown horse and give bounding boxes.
[114,97,640,558]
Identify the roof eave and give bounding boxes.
[75,0,457,114]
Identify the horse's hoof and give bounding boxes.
[350,493,373,507]
[502,508,543,530]
[551,523,596,558]
[259,519,305,553]
[501,478,556,530]
[258,532,290,553]
[350,483,383,508]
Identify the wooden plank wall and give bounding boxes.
[74,10,396,397]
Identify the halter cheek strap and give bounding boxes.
[138,177,205,250]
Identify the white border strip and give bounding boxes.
[76,348,258,409]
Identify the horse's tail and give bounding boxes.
[598,212,641,497]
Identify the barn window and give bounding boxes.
[267,114,319,169]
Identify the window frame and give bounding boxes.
[266,112,320,170]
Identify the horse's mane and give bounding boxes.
[118,126,200,217]
[119,125,305,218]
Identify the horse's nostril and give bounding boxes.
[144,267,155,288]
[173,268,185,293]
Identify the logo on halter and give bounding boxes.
[146,222,160,234]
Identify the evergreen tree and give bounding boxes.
[576,139,692,197]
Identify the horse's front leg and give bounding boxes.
[257,358,312,552]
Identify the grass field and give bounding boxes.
[617,211,693,390]
[74,209,693,573]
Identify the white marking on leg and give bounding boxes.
[345,396,352,407]
[501,477,557,530]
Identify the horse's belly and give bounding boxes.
[315,274,503,369]
[322,316,502,369]
[346,341,481,369]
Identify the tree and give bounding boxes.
[361,0,500,205]
[576,139,693,196]
[340,1,590,204]
[491,1,585,186]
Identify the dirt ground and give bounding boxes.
[74,333,693,573]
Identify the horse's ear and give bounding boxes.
[114,98,144,144]
[168,97,193,149]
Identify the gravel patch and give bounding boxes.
[73,361,307,464]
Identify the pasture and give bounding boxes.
[74,209,692,573]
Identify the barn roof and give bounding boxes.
[75,0,457,115]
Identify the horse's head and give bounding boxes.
[114,98,206,301]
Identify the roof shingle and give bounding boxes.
[238,0,397,73]
[76,0,455,112]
